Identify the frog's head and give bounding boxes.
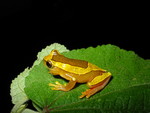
[43,50,60,69]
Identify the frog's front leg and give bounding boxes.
[80,75,111,98]
[49,67,77,91]
[49,80,76,91]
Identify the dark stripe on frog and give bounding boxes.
[52,51,88,68]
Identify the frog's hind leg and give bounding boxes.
[79,76,111,98]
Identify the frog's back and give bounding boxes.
[52,50,88,68]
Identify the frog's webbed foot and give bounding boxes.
[49,81,66,91]
[79,89,94,98]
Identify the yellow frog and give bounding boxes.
[44,50,111,98]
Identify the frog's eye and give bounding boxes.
[46,61,52,68]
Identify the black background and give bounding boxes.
[0,0,149,112]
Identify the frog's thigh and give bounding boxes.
[85,76,111,97]
[88,76,111,88]
[87,72,111,87]
[80,76,111,98]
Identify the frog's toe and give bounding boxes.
[55,81,62,85]
[51,87,57,90]
[49,83,56,87]
[79,89,93,98]
[49,81,62,86]
[49,81,66,91]
[79,92,86,98]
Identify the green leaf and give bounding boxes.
[24,44,150,113]
[10,68,29,105]
[10,43,69,113]
[22,109,39,113]
[10,68,29,113]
